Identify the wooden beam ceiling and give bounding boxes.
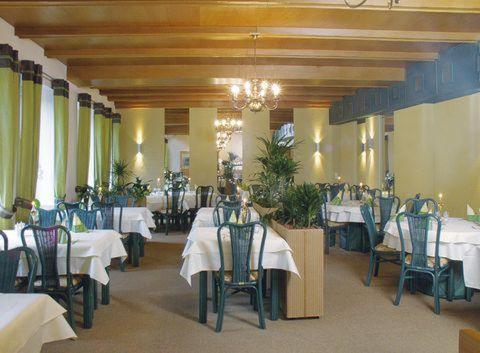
[1,1,479,120]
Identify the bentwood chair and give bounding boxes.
[21,225,93,330]
[57,201,88,219]
[68,209,99,230]
[360,204,400,286]
[329,183,345,201]
[1,230,8,250]
[403,198,438,215]
[213,221,267,332]
[189,185,214,224]
[394,212,453,314]
[160,187,187,235]
[0,246,38,293]
[316,193,347,254]
[31,208,64,227]
[213,202,249,226]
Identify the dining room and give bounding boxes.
[1,1,480,353]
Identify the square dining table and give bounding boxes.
[0,293,76,353]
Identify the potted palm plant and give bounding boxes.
[271,183,325,319]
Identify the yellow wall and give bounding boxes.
[394,94,480,217]
[242,110,270,182]
[118,108,165,184]
[293,108,333,184]
[189,108,218,187]
[333,121,358,185]
[358,116,384,188]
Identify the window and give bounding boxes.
[35,83,55,206]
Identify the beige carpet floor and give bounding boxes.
[43,233,480,353]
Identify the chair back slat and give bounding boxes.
[1,230,7,251]
[367,188,382,199]
[167,187,185,215]
[57,201,88,219]
[349,185,364,200]
[196,186,214,208]
[69,208,99,230]
[217,222,267,285]
[22,225,71,290]
[378,196,400,232]
[92,202,121,231]
[403,197,438,215]
[213,202,247,226]
[36,208,63,227]
[0,246,38,293]
[360,204,378,250]
[105,195,131,207]
[330,183,345,200]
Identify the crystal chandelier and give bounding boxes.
[229,33,281,113]
[215,117,242,151]
[344,0,399,8]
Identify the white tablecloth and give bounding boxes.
[383,218,480,289]
[98,207,155,239]
[180,226,299,285]
[146,191,194,212]
[0,293,76,353]
[3,229,127,285]
[326,200,380,223]
[192,207,260,228]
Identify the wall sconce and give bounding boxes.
[361,142,366,153]
[314,141,321,154]
[367,137,374,150]
[137,142,142,154]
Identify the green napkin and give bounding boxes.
[331,196,342,205]
[228,211,238,223]
[71,213,88,233]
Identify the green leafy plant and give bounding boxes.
[251,134,301,208]
[111,160,132,194]
[274,183,323,229]
[128,177,152,201]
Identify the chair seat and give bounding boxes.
[327,221,347,228]
[405,254,449,268]
[120,232,130,239]
[374,243,399,253]
[218,271,258,284]
[34,275,82,289]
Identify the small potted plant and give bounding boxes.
[128,177,152,207]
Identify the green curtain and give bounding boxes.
[52,79,69,201]
[103,107,112,184]
[0,45,19,229]
[93,102,105,186]
[76,93,91,187]
[111,113,121,163]
[164,138,169,171]
[17,61,42,221]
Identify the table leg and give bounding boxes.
[139,237,145,257]
[199,271,208,323]
[270,269,279,321]
[93,281,98,310]
[101,266,110,305]
[131,233,140,267]
[83,277,94,329]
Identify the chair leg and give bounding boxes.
[373,257,380,277]
[82,278,94,329]
[253,289,258,311]
[365,253,375,287]
[394,268,406,306]
[447,266,454,302]
[93,281,98,310]
[120,257,126,272]
[165,216,169,235]
[215,287,226,333]
[139,237,145,257]
[101,267,110,305]
[433,273,441,315]
[256,282,266,329]
[211,275,218,313]
[324,230,330,255]
[131,234,140,267]
[66,292,76,331]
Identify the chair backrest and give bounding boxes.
[195,186,214,208]
[396,212,442,269]
[0,246,38,293]
[349,185,364,200]
[57,201,88,219]
[34,208,63,228]
[21,225,72,290]
[217,221,267,285]
[377,196,400,231]
[92,202,121,231]
[403,197,438,215]
[1,230,7,251]
[367,188,382,199]
[69,208,99,230]
[315,193,329,229]
[360,204,379,250]
[166,187,185,214]
[213,202,244,226]
[330,183,345,200]
[106,195,132,207]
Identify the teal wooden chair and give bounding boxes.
[21,225,94,330]
[316,193,347,253]
[57,201,88,220]
[31,208,64,227]
[349,185,364,200]
[367,188,382,199]
[360,204,401,286]
[1,230,7,250]
[0,246,38,293]
[329,183,345,200]
[377,196,401,237]
[213,221,267,332]
[106,194,133,207]
[394,212,453,314]
[189,185,214,224]
[68,208,99,230]
[160,187,186,235]
[213,202,249,227]
[403,197,438,215]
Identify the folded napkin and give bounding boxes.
[391,204,406,221]
[228,211,238,223]
[467,204,480,222]
[331,196,342,205]
[29,206,39,226]
[419,203,430,214]
[71,213,88,233]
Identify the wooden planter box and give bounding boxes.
[271,220,324,319]
[252,202,278,218]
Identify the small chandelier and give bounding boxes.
[344,0,399,8]
[215,118,242,151]
[229,33,281,113]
